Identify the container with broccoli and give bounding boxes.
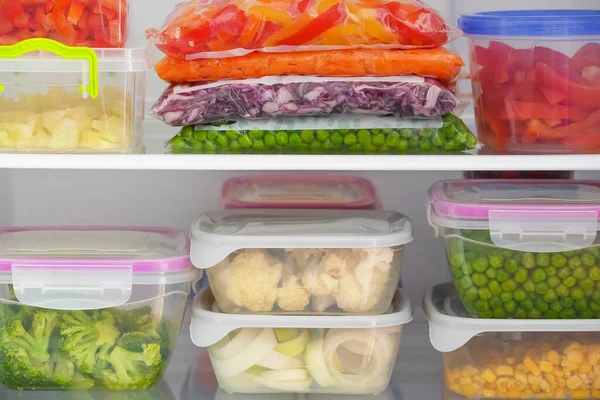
[167,114,478,154]
[190,209,413,315]
[428,180,600,319]
[0,227,197,390]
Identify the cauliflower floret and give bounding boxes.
[285,249,325,272]
[301,261,338,296]
[213,249,283,312]
[335,267,391,312]
[277,275,310,311]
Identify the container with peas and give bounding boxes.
[428,180,600,319]
[167,115,477,154]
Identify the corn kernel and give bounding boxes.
[459,376,472,385]
[531,383,541,394]
[482,388,496,398]
[539,378,551,392]
[516,363,526,372]
[547,350,561,366]
[587,352,600,366]
[473,376,485,386]
[579,362,593,374]
[565,341,582,352]
[567,349,585,364]
[528,374,543,385]
[594,375,600,389]
[497,378,510,393]
[521,389,534,397]
[592,388,600,397]
[555,389,566,399]
[571,389,591,399]
[567,375,583,390]
[495,366,514,377]
[506,390,521,399]
[558,376,567,389]
[505,357,516,365]
[580,373,590,385]
[463,366,478,377]
[539,360,554,373]
[562,360,580,371]
[481,369,497,383]
[524,356,541,376]
[554,368,564,377]
[544,373,557,390]
[461,383,478,397]
[515,371,528,385]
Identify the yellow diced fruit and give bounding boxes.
[48,118,79,149]
[42,110,66,133]
[481,369,497,383]
[547,350,561,366]
[79,131,119,150]
[567,349,586,364]
[16,134,50,149]
[495,366,514,377]
[567,375,583,390]
[540,360,553,373]
[0,137,17,148]
[524,356,541,376]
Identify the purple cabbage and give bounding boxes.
[150,78,458,126]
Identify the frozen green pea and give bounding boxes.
[363,143,377,153]
[571,287,585,300]
[535,282,549,295]
[568,256,582,269]
[560,309,577,318]
[560,297,574,308]
[590,266,600,281]
[505,300,517,314]
[462,262,474,276]
[458,276,473,290]
[550,301,563,313]
[547,276,561,288]
[316,130,329,142]
[264,133,276,148]
[474,300,490,313]
[330,132,343,146]
[513,288,527,302]
[485,268,497,279]
[563,276,577,288]
[514,308,527,319]
[321,139,333,150]
[465,287,478,301]
[580,309,594,319]
[386,132,400,147]
[449,252,465,268]
[500,292,513,302]
[344,133,357,146]
[215,135,229,148]
[207,131,218,140]
[419,128,433,138]
[180,126,194,140]
[592,302,600,312]
[528,309,542,318]
[408,137,420,149]
[289,133,302,147]
[546,310,560,319]
[581,278,595,291]
[534,298,549,313]
[276,131,289,145]
[551,254,567,268]
[472,273,488,288]
[492,309,506,318]
[399,128,414,139]
[356,130,370,144]
[490,255,505,269]
[432,130,445,147]
[489,297,503,310]
[504,259,518,273]
[478,288,492,300]
[523,280,536,293]
[473,257,489,273]
[543,289,557,304]
[489,280,502,296]
[582,252,596,266]
[536,253,550,267]
[522,298,534,311]
[230,140,241,151]
[238,136,254,148]
[501,280,517,292]
[594,291,600,305]
[169,137,190,151]
[420,140,432,152]
[523,253,536,269]
[397,139,409,153]
[546,266,557,277]
[573,266,587,280]
[557,267,571,279]
[372,133,385,146]
[252,139,264,150]
[588,247,600,258]
[193,130,207,142]
[531,269,547,283]
[204,140,217,151]
[514,268,528,283]
[249,130,264,139]
[301,130,315,143]
[574,298,588,311]
[496,270,510,282]
[556,284,570,297]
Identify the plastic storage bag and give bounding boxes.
[153,0,460,60]
[151,76,459,126]
[0,0,128,47]
[168,114,477,154]
[154,48,464,85]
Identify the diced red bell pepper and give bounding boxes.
[563,134,600,150]
[384,1,447,47]
[2,0,26,20]
[503,100,590,121]
[277,3,345,46]
[572,43,600,74]
[535,62,600,108]
[67,1,85,26]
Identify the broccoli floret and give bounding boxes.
[109,307,154,333]
[46,350,75,388]
[101,344,163,390]
[60,310,120,376]
[0,345,55,390]
[0,310,57,364]
[118,332,158,352]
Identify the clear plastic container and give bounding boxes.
[220,176,380,210]
[428,180,600,319]
[0,40,148,153]
[0,227,198,391]
[191,209,413,315]
[425,283,600,400]
[190,287,412,395]
[459,10,600,153]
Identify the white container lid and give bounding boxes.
[424,283,600,353]
[190,287,413,348]
[0,227,196,310]
[190,209,413,269]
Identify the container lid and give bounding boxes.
[0,227,196,310]
[220,175,379,210]
[459,10,600,37]
[190,209,413,269]
[190,287,413,348]
[428,180,600,252]
[424,283,600,353]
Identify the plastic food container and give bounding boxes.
[459,10,600,153]
[190,287,413,394]
[220,176,379,210]
[428,180,600,319]
[0,39,148,153]
[191,209,413,315]
[426,283,600,399]
[0,0,127,47]
[168,114,477,154]
[0,227,198,391]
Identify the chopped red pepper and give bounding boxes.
[277,3,344,46]
[535,62,600,108]
[503,100,590,121]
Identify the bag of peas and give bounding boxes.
[167,114,478,154]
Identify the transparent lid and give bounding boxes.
[190,287,413,348]
[220,175,378,210]
[190,209,413,269]
[428,180,600,252]
[424,284,600,353]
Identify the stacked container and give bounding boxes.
[189,209,414,394]
[427,180,600,399]
[0,227,197,391]
[149,0,478,155]
[0,1,149,153]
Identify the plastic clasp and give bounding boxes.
[0,38,98,99]
[11,263,133,310]
[488,209,598,252]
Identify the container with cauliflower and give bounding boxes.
[426,283,600,399]
[190,287,412,394]
[190,209,413,315]
[0,41,148,153]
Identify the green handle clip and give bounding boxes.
[0,38,99,99]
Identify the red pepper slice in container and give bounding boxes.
[535,62,600,108]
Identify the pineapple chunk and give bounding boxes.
[0,130,8,140]
[16,134,51,149]
[2,123,35,140]
[92,116,125,145]
[80,131,120,150]
[42,110,66,134]
[48,118,79,149]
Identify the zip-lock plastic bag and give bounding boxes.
[167,114,477,154]
[154,48,464,85]
[150,76,460,126]
[153,0,461,60]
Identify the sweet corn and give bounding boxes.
[461,383,478,397]
[571,389,591,399]
[459,376,472,385]
[528,374,543,385]
[539,378,551,393]
[495,366,514,377]
[580,362,593,373]
[567,375,583,390]
[594,375,600,389]
[593,388,600,397]
[558,376,567,389]
[539,360,554,373]
[566,349,586,364]
[588,352,600,366]
[562,359,580,371]
[515,371,528,385]
[524,356,542,376]
[482,388,495,398]
[481,368,497,383]
[544,373,557,390]
[531,383,541,393]
[547,350,561,366]
[554,368,565,377]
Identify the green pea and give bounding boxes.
[397,139,409,153]
[574,298,588,311]
[316,130,329,142]
[593,290,600,305]
[276,131,289,145]
[489,297,503,310]
[204,140,217,151]
[514,308,527,319]
[330,132,343,146]
[543,289,557,304]
[534,298,549,313]
[253,139,265,150]
[505,300,517,314]
[344,133,357,146]
[247,130,262,139]
[432,130,445,147]
[523,279,536,293]
[262,133,276,148]
[472,257,489,273]
[513,288,527,302]
[239,136,253,148]
[489,280,502,296]
[536,253,550,267]
[535,282,549,295]
[180,126,194,140]
[582,252,596,266]
[560,309,576,318]
[556,284,570,297]
[581,278,595,291]
[545,266,557,277]
[588,247,600,258]
[229,140,241,151]
[301,130,315,143]
[490,255,505,269]
[458,276,473,290]
[478,288,492,300]
[215,135,229,148]
[472,273,488,288]
[496,270,510,282]
[551,254,567,268]
[363,143,377,153]
[474,300,490,313]
[563,251,576,258]
[514,268,528,283]
[532,269,547,283]
[500,292,513,302]
[339,128,350,134]
[501,280,517,292]
[550,301,563,313]
[522,298,534,311]
[420,140,433,152]
[207,131,218,141]
[571,287,585,300]
[408,137,420,149]
[547,276,561,288]
[557,267,571,279]
[590,266,600,281]
[546,310,560,319]
[321,139,333,150]
[573,266,587,280]
[560,297,574,308]
[523,253,536,269]
[419,128,433,138]
[504,259,518,273]
[449,252,465,268]
[580,309,594,319]
[592,302,600,312]
[485,268,497,279]
[465,287,478,301]
[528,309,542,318]
[568,256,582,270]
[492,309,506,318]
[372,133,385,146]
[289,133,302,147]
[563,276,577,288]
[399,128,414,139]
[386,132,400,147]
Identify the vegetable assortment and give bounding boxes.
[168,114,477,154]
[471,41,600,152]
[0,0,127,47]
[153,0,459,60]
[447,230,600,319]
[445,332,600,399]
[150,77,459,126]
[209,327,400,393]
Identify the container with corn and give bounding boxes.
[425,284,600,399]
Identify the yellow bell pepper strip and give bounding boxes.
[316,23,361,45]
[317,0,340,14]
[277,2,345,46]
[247,5,293,26]
[364,17,398,44]
[265,12,312,46]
